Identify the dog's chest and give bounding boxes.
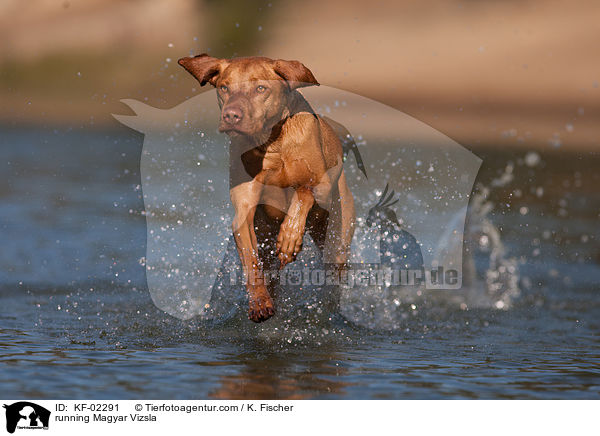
[240,146,285,177]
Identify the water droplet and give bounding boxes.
[536,186,544,197]
[581,234,589,243]
[524,151,540,167]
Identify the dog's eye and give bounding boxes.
[220,85,228,93]
[256,85,266,93]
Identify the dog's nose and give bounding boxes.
[223,106,243,125]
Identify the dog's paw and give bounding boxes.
[248,287,275,323]
[276,222,305,268]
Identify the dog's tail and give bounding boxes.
[322,116,368,179]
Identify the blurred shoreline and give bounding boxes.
[1,0,599,151]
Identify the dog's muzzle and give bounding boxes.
[222,105,243,125]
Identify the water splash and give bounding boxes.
[462,161,521,309]
[337,160,523,330]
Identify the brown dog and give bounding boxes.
[178,54,355,322]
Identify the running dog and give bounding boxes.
[178,54,356,322]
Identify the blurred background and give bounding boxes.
[1,0,599,399]
[2,0,599,149]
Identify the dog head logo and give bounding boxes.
[3,402,50,434]
[114,60,481,323]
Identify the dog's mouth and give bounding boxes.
[218,125,250,137]
[218,121,265,139]
[222,130,244,139]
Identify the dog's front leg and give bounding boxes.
[230,178,275,322]
[276,187,315,268]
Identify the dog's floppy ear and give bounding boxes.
[273,59,319,90]
[178,53,226,87]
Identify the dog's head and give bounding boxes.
[178,54,319,140]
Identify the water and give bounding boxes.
[1,125,599,399]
